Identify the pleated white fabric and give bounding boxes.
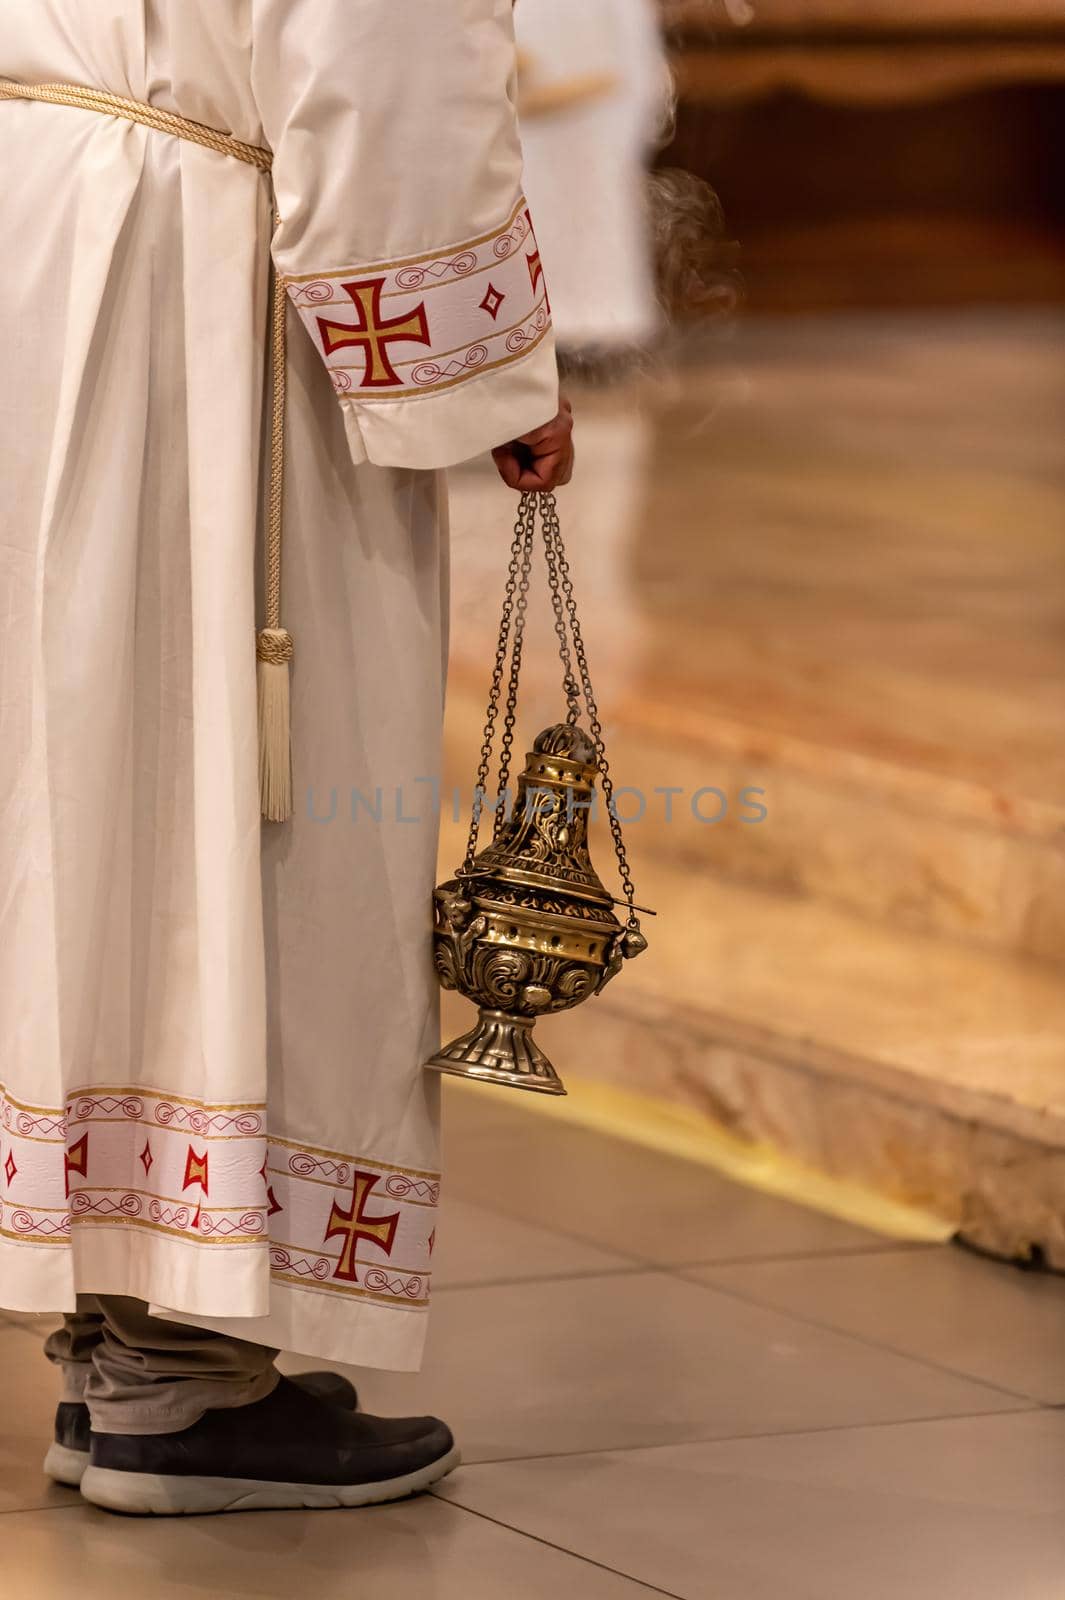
[0,0,557,1369]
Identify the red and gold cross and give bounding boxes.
[64,1134,89,1197]
[182,1146,209,1194]
[324,1170,400,1283]
[317,278,431,388]
[525,209,548,305]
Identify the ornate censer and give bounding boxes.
[426,492,649,1095]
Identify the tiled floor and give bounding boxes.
[4,1082,1065,1598]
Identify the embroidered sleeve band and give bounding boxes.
[288,196,551,403]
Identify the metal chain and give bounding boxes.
[462,491,644,936]
[493,499,536,837]
[539,493,642,932]
[462,495,535,872]
[539,497,582,723]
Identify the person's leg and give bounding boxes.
[85,1296,279,1436]
[42,1297,358,1489]
[43,1296,106,1403]
[41,1297,107,1483]
[74,1299,457,1517]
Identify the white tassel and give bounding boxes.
[257,628,293,822]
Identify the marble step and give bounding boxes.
[444,670,1065,971]
[436,827,1065,1272]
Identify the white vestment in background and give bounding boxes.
[515,0,669,350]
[0,0,557,1370]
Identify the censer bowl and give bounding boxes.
[427,880,625,1094]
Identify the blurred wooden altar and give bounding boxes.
[660,0,1065,306]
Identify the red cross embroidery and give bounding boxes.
[524,209,549,308]
[64,1134,90,1197]
[317,278,431,388]
[324,1171,400,1283]
[182,1146,209,1194]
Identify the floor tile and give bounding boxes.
[437,1409,1065,1600]
[692,1246,1065,1403]
[0,1324,74,1514]
[1,1495,661,1600]
[443,1086,884,1266]
[337,1270,1024,1464]
[432,1196,632,1289]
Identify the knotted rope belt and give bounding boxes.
[0,78,294,821]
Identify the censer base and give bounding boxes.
[425,1009,567,1096]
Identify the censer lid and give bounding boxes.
[531,723,596,765]
[466,722,616,909]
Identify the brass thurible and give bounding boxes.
[425,492,650,1096]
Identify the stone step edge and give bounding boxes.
[442,1072,954,1246]
[527,995,1065,1271]
[588,983,1065,1157]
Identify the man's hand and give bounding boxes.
[492,397,574,491]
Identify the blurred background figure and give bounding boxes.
[452,0,677,693]
[515,0,670,359]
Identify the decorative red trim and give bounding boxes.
[291,195,552,401]
[0,1083,438,1310]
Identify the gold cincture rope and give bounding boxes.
[0,78,294,821]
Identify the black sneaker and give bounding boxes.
[78,1376,457,1514]
[44,1371,359,1489]
[44,1400,94,1488]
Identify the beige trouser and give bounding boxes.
[43,1296,280,1435]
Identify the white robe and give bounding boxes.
[0,0,557,1370]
